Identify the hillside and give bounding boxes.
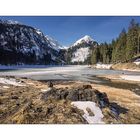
[66,35,98,64]
[0,19,64,65]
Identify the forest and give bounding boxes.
[91,19,140,64]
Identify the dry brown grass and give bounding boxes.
[0,77,140,124]
[90,83,140,124]
[111,62,140,71]
[0,78,86,124]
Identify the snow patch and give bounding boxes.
[134,58,140,65]
[71,101,104,124]
[95,64,112,69]
[0,77,25,86]
[71,47,89,62]
[41,88,51,92]
[36,29,43,35]
[120,75,140,82]
[3,86,10,89]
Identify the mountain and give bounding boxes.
[45,35,64,52]
[72,35,94,47]
[66,35,98,64]
[0,19,64,65]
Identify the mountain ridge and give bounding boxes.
[0,19,98,65]
[0,19,64,65]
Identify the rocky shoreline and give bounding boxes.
[0,76,140,124]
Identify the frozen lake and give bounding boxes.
[0,65,140,83]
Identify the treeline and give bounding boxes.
[0,48,54,65]
[91,19,140,64]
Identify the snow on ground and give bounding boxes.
[134,62,140,65]
[134,58,140,65]
[71,47,89,62]
[0,85,10,90]
[3,86,10,89]
[0,77,25,86]
[71,101,104,124]
[95,64,112,69]
[41,88,51,92]
[120,75,140,82]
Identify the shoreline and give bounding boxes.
[91,62,140,72]
[0,76,140,124]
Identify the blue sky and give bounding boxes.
[1,16,140,46]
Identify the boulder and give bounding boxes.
[82,85,92,89]
[48,81,53,88]
[86,107,94,116]
[11,96,19,100]
[41,84,110,109]
[95,92,110,108]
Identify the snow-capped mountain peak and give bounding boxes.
[73,35,94,46]
[0,19,21,25]
[68,35,98,63]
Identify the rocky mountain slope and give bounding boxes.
[0,19,64,65]
[66,35,98,64]
[45,35,64,52]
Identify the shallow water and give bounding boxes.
[0,65,139,82]
[92,76,140,95]
[0,65,140,95]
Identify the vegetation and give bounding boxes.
[91,19,140,64]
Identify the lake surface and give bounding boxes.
[0,65,140,95]
[0,65,140,83]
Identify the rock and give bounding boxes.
[41,88,57,100]
[86,107,94,116]
[95,92,110,108]
[66,90,78,101]
[22,77,28,79]
[36,107,42,113]
[0,92,3,96]
[0,100,2,105]
[20,80,25,83]
[11,96,19,100]
[82,85,92,89]
[57,89,69,99]
[48,81,53,88]
[16,103,20,106]
[47,103,55,114]
[41,85,110,110]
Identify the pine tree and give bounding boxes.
[112,29,127,63]
[91,48,98,64]
[126,19,139,60]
